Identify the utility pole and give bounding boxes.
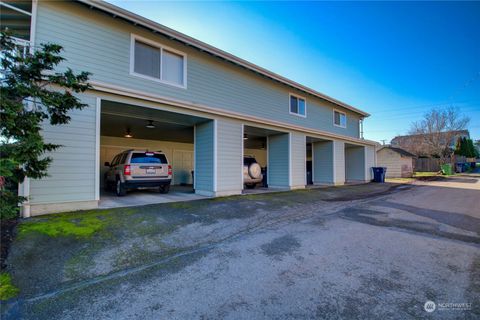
[380,139,387,146]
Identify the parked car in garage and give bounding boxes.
[243,156,263,189]
[104,150,172,196]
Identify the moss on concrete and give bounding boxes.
[0,272,19,301]
[19,216,105,238]
[18,209,115,238]
[169,202,197,209]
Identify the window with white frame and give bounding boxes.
[0,1,33,41]
[131,35,186,87]
[334,110,347,128]
[289,94,306,116]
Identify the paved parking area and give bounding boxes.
[2,178,479,319]
[99,185,207,208]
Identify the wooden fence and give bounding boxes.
[414,158,442,172]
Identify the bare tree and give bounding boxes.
[407,107,470,162]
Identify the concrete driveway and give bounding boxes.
[2,177,479,319]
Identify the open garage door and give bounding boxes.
[99,100,209,208]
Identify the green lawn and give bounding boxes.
[413,171,440,177]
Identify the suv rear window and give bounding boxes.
[130,153,167,164]
[244,157,257,165]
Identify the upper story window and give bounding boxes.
[0,1,33,41]
[289,94,306,117]
[333,110,347,128]
[130,34,186,88]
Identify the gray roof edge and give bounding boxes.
[378,146,416,158]
[77,0,370,117]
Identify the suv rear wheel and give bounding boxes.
[159,184,170,194]
[116,178,127,196]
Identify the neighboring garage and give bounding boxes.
[376,146,415,178]
[242,125,292,192]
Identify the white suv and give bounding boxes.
[243,156,263,189]
[104,150,172,196]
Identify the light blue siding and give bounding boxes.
[312,141,334,184]
[334,141,345,184]
[290,133,306,187]
[216,119,242,193]
[35,1,362,139]
[345,146,366,181]
[194,121,215,193]
[29,94,97,204]
[268,134,290,187]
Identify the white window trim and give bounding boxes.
[0,2,32,16]
[289,93,307,118]
[333,109,347,128]
[129,33,187,89]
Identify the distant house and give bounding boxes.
[391,130,470,157]
[377,146,416,178]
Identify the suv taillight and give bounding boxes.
[168,165,172,176]
[124,165,131,176]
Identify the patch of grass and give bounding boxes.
[19,216,104,238]
[413,172,439,177]
[169,201,196,209]
[385,177,415,183]
[0,272,19,301]
[18,210,115,238]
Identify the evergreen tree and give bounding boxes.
[0,32,91,219]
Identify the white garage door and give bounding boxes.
[173,150,194,185]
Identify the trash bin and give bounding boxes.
[372,167,387,183]
[306,171,313,185]
[262,167,268,188]
[441,164,453,175]
[455,163,463,173]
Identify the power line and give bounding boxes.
[367,105,480,121]
[366,125,480,133]
[370,99,480,114]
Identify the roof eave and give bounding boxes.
[76,0,370,117]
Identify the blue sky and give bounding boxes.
[108,0,480,142]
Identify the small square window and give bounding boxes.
[334,110,347,128]
[290,95,306,117]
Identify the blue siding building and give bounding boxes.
[4,0,377,216]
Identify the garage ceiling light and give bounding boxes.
[146,120,155,129]
[124,128,133,138]
[243,133,248,140]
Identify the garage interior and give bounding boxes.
[99,100,209,208]
[242,126,269,192]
